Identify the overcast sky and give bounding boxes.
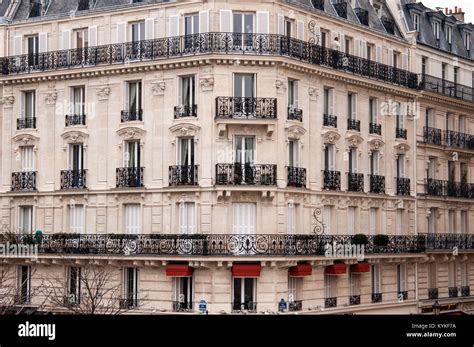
[419,0,474,23]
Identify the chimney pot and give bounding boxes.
[445,7,448,14]
[459,8,462,13]
[454,6,458,13]
[449,9,452,14]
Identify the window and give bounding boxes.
[66,266,81,305]
[284,18,293,37]
[369,98,378,124]
[427,158,436,179]
[68,144,84,171]
[347,207,356,235]
[130,21,145,43]
[428,263,437,289]
[448,210,455,234]
[124,140,140,168]
[233,203,256,235]
[22,91,36,120]
[448,262,457,288]
[348,148,357,173]
[321,30,327,48]
[288,275,301,303]
[347,93,357,120]
[125,81,142,119]
[288,79,298,110]
[178,75,196,110]
[234,136,255,165]
[122,267,139,308]
[233,73,255,98]
[26,35,39,66]
[287,202,296,234]
[324,144,335,171]
[433,21,440,40]
[233,12,254,47]
[324,274,334,299]
[448,161,455,182]
[349,272,360,297]
[396,107,404,130]
[425,108,434,127]
[19,206,33,234]
[461,263,469,288]
[185,14,199,36]
[393,51,399,68]
[124,204,140,234]
[397,155,406,178]
[421,57,427,76]
[454,67,459,85]
[174,277,193,311]
[445,25,452,45]
[323,206,333,233]
[179,202,195,234]
[177,138,195,166]
[459,116,466,133]
[371,264,381,294]
[232,278,256,311]
[69,204,84,233]
[71,86,85,117]
[323,87,334,115]
[397,264,407,296]
[369,208,378,235]
[21,146,34,172]
[74,28,88,49]
[367,43,374,61]
[288,139,299,167]
[442,63,447,81]
[461,211,468,234]
[370,151,380,176]
[412,14,420,32]
[17,265,31,304]
[464,32,471,52]
[427,208,436,234]
[396,209,402,234]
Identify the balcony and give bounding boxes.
[369,123,382,135]
[425,179,474,199]
[216,164,277,185]
[121,109,143,122]
[347,119,361,131]
[287,166,306,188]
[215,97,277,120]
[355,7,369,26]
[9,233,427,256]
[428,288,438,300]
[65,114,86,127]
[287,106,303,122]
[288,300,303,312]
[169,165,198,186]
[323,114,337,127]
[311,0,325,11]
[448,287,458,298]
[323,170,341,190]
[232,301,257,313]
[325,297,337,308]
[172,301,193,312]
[369,175,385,194]
[371,293,382,303]
[349,295,361,305]
[461,286,470,297]
[347,173,364,192]
[419,74,473,103]
[17,117,36,130]
[396,128,407,139]
[11,172,36,191]
[174,104,197,119]
[333,1,347,19]
[425,233,474,252]
[63,294,81,307]
[445,130,474,150]
[423,126,442,145]
[398,291,408,300]
[116,167,144,188]
[119,297,139,309]
[381,16,395,35]
[60,170,87,189]
[396,177,410,196]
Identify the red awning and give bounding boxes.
[325,263,347,275]
[232,264,262,277]
[289,263,312,277]
[350,262,370,273]
[166,264,194,277]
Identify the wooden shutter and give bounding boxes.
[145,18,155,40]
[169,15,180,37]
[88,26,97,47]
[376,45,382,63]
[256,11,269,34]
[199,10,210,33]
[296,20,304,40]
[62,30,71,50]
[38,32,47,53]
[219,10,232,32]
[277,14,285,35]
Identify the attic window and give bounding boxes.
[311,0,325,11]
[445,25,452,45]
[464,32,471,52]
[78,0,91,11]
[432,21,440,40]
[29,1,42,18]
[412,13,420,32]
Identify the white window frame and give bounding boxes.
[20,146,35,172]
[122,267,139,303]
[19,206,34,234]
[323,87,334,115]
[397,264,407,293]
[369,208,378,235]
[287,202,296,235]
[412,14,420,32]
[124,204,140,235]
[371,264,381,294]
[179,201,196,234]
[69,204,85,234]
[22,90,36,120]
[232,203,256,235]
[347,206,356,235]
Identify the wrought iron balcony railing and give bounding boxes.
[423,126,442,145]
[371,293,382,303]
[0,33,418,90]
[396,127,407,139]
[348,173,364,192]
[174,104,197,119]
[425,179,474,199]
[216,164,277,185]
[323,114,337,127]
[347,118,361,131]
[419,74,473,102]
[323,170,341,190]
[63,294,81,307]
[355,7,369,26]
[17,117,36,130]
[369,122,382,135]
[232,301,257,313]
[65,114,86,126]
[287,166,306,188]
[116,167,144,188]
[121,109,143,122]
[60,170,87,189]
[448,287,458,298]
[7,233,428,256]
[398,291,408,300]
[369,175,385,194]
[288,300,303,312]
[287,106,303,121]
[425,233,474,251]
[349,295,361,305]
[11,171,37,191]
[119,297,139,309]
[396,177,410,196]
[428,288,438,300]
[461,286,470,297]
[325,297,337,308]
[169,165,198,186]
[172,301,193,312]
[445,130,474,150]
[215,97,277,119]
[333,1,348,19]
[14,293,31,305]
[381,16,395,35]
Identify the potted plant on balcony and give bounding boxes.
[352,233,368,245]
[373,234,389,247]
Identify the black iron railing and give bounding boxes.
[232,301,257,313]
[65,114,86,126]
[14,293,31,305]
[172,301,193,312]
[347,119,361,131]
[419,74,473,102]
[287,166,306,188]
[425,233,474,251]
[423,126,442,145]
[325,297,337,308]
[355,7,369,26]
[448,287,458,298]
[369,123,382,135]
[288,106,303,121]
[216,164,277,185]
[369,175,385,194]
[323,114,337,127]
[63,294,81,307]
[119,297,139,309]
[333,1,348,19]
[116,167,144,188]
[396,127,407,139]
[349,295,361,305]
[445,130,474,150]
[396,177,410,196]
[461,286,470,297]
[381,16,395,35]
[174,104,197,119]
[11,171,37,191]
[428,288,438,300]
[121,109,143,122]
[371,293,382,303]
[215,97,277,119]
[425,179,474,199]
[17,117,36,130]
[0,33,418,89]
[60,170,87,189]
[323,170,341,190]
[169,165,198,186]
[348,173,364,192]
[398,291,408,300]
[288,300,303,311]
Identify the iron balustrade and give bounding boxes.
[119,297,139,309]
[60,170,87,189]
[348,173,364,192]
[369,175,385,194]
[419,74,474,102]
[347,119,361,131]
[369,123,382,135]
[215,97,277,119]
[461,286,470,297]
[323,114,337,127]
[169,165,199,186]
[63,294,81,307]
[7,233,428,256]
[398,291,408,300]
[65,114,86,126]
[121,109,143,122]
[287,106,303,121]
[349,295,361,305]
[428,288,438,300]
[445,130,474,150]
[11,171,37,191]
[396,127,407,139]
[355,8,369,26]
[425,233,474,251]
[116,167,144,188]
[371,293,382,303]
[0,33,419,89]
[14,293,31,305]
[425,178,474,199]
[287,166,306,188]
[17,117,36,130]
[288,300,303,311]
[381,16,395,35]
[215,164,277,185]
[174,104,197,118]
[325,297,337,308]
[423,126,442,145]
[232,301,257,313]
[172,301,193,312]
[333,1,348,19]
[396,177,410,196]
[323,170,341,190]
[448,287,458,298]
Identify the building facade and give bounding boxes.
[0,0,472,314]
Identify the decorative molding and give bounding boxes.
[285,124,306,140]
[0,95,15,107]
[275,79,287,95]
[116,126,146,141]
[308,86,319,100]
[169,123,201,138]
[394,142,410,155]
[12,133,39,146]
[151,80,166,96]
[368,138,385,154]
[97,85,111,101]
[200,76,214,92]
[322,130,341,145]
[61,130,89,144]
[346,133,364,148]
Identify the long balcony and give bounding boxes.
[347,119,361,131]
[0,33,418,89]
[423,126,442,145]
[65,114,86,127]
[121,109,143,122]
[169,165,198,186]
[287,106,303,121]
[369,123,382,135]
[323,114,337,127]
[215,97,277,120]
[396,177,410,196]
[7,233,429,256]
[419,74,473,103]
[369,175,385,194]
[60,170,87,189]
[425,179,474,199]
[425,233,474,251]
[17,117,36,130]
[116,167,144,188]
[323,170,341,190]
[347,173,364,192]
[174,104,197,119]
[216,164,277,185]
[423,126,473,150]
[287,166,306,188]
[11,171,37,191]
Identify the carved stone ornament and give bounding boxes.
[276,79,287,95]
[200,76,214,92]
[308,86,319,99]
[0,95,15,107]
[12,133,39,146]
[322,130,341,145]
[151,80,166,96]
[97,86,111,101]
[285,124,306,140]
[45,91,57,105]
[61,130,89,144]
[169,123,200,138]
[346,134,364,148]
[394,142,410,155]
[117,127,146,141]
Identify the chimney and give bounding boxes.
[453,7,465,22]
[445,7,448,15]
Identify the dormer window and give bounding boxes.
[412,14,420,32]
[445,25,452,45]
[29,0,42,18]
[433,21,440,41]
[78,0,95,11]
[464,32,471,52]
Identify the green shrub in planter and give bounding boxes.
[374,234,389,247]
[352,233,368,245]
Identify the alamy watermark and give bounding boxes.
[0,242,38,260]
